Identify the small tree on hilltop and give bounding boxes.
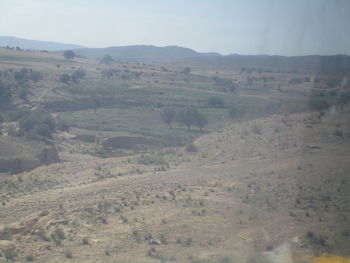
[100,55,113,65]
[161,108,176,129]
[63,50,75,60]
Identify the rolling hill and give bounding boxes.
[2,36,350,73]
[0,36,85,51]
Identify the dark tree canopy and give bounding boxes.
[100,55,114,65]
[63,50,75,60]
[161,108,176,129]
[176,108,207,131]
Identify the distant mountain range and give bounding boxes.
[1,36,350,73]
[0,36,85,51]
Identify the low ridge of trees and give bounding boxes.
[160,107,208,131]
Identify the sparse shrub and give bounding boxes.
[82,237,90,245]
[36,229,50,242]
[59,73,70,83]
[101,68,117,78]
[25,254,35,261]
[185,143,198,153]
[251,123,262,134]
[148,247,156,257]
[160,234,167,244]
[0,227,11,240]
[3,247,18,261]
[51,228,65,245]
[185,237,193,246]
[334,130,343,137]
[64,250,73,259]
[97,200,112,213]
[53,228,65,240]
[132,230,142,243]
[29,71,43,83]
[121,215,129,223]
[72,68,86,81]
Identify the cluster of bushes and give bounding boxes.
[3,108,68,139]
[212,77,237,92]
[101,68,118,79]
[14,68,42,83]
[0,80,12,103]
[161,107,208,131]
[59,68,86,83]
[0,68,42,104]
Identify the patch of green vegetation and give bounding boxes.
[167,82,223,92]
[59,107,201,143]
[59,79,127,96]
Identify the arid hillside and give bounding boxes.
[0,105,349,262]
[0,47,349,263]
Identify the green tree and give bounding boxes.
[63,50,75,60]
[91,94,101,114]
[176,108,207,131]
[161,108,176,129]
[100,55,114,65]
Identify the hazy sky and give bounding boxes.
[0,0,349,56]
